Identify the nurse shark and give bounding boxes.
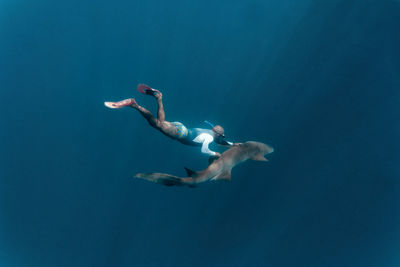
[134,141,274,187]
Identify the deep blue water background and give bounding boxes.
[1,0,400,266]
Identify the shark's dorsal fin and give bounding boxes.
[251,154,268,162]
[184,167,197,177]
[212,169,231,181]
[208,156,217,165]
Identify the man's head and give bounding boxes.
[212,125,225,138]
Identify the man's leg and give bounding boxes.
[155,93,165,122]
[131,94,177,139]
[131,103,157,127]
[104,86,178,139]
[138,87,166,122]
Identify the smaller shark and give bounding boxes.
[134,141,274,187]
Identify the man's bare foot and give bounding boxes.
[104,98,137,109]
[155,91,162,100]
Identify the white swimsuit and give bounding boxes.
[192,133,217,156]
[173,125,233,156]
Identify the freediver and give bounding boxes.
[105,84,240,157]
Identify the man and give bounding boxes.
[105,84,239,157]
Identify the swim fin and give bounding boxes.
[137,84,161,97]
[104,98,137,109]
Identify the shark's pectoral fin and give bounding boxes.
[212,169,232,181]
[184,167,198,177]
[251,154,268,161]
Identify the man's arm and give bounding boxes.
[201,137,218,156]
[216,138,236,146]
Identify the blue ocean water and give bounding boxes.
[1,0,399,266]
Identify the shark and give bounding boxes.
[134,141,274,187]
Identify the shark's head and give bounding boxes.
[258,142,274,155]
[243,141,274,162]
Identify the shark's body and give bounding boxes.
[134,141,274,187]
